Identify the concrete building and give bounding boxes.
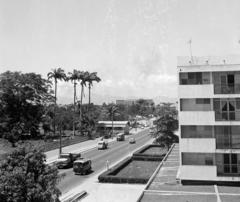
[97,121,129,136]
[116,99,136,106]
[178,56,240,185]
[116,99,154,106]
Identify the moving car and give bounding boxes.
[98,140,108,149]
[73,158,92,175]
[56,153,81,169]
[129,137,136,144]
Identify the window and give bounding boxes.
[182,153,214,165]
[196,99,210,104]
[181,125,212,138]
[215,126,240,149]
[179,72,210,85]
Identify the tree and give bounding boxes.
[47,68,67,137]
[67,69,80,136]
[0,71,53,146]
[85,72,101,112]
[106,104,119,136]
[0,144,62,202]
[152,113,179,150]
[77,71,88,134]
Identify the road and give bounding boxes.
[58,128,152,194]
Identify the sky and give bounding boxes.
[1,0,240,104]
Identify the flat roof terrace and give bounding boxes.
[138,144,240,202]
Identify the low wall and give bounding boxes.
[133,144,166,161]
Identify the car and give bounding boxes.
[129,137,136,144]
[56,153,81,169]
[73,158,92,175]
[98,140,108,149]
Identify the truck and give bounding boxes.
[117,133,125,141]
[55,153,81,169]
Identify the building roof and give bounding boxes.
[98,121,128,128]
[178,55,240,67]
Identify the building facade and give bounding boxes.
[116,99,154,106]
[178,56,240,185]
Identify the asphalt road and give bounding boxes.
[58,128,152,194]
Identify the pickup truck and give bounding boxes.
[55,153,81,169]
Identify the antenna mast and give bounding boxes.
[188,39,194,64]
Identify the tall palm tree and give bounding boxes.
[86,72,101,112]
[47,68,67,141]
[68,69,79,136]
[77,71,88,133]
[106,104,119,137]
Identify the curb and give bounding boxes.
[62,191,87,202]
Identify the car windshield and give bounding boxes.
[75,163,84,167]
[59,154,69,158]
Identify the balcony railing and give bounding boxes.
[215,111,240,121]
[214,84,240,94]
[217,164,240,176]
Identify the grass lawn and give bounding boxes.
[141,147,167,156]
[114,160,160,179]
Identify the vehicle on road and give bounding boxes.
[73,158,92,175]
[149,126,156,134]
[56,153,81,169]
[129,137,136,144]
[98,140,108,149]
[116,133,125,141]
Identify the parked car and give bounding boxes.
[98,140,108,149]
[73,158,92,175]
[56,153,81,169]
[129,137,136,144]
[116,133,125,141]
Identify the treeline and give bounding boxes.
[0,69,177,146]
[0,69,101,146]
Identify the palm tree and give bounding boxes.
[68,69,79,136]
[77,71,88,134]
[106,104,119,137]
[47,68,67,140]
[86,72,101,112]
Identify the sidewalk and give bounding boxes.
[46,128,145,164]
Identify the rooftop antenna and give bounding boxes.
[188,39,194,64]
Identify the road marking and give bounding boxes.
[214,185,222,202]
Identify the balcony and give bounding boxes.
[179,84,214,98]
[214,84,240,94]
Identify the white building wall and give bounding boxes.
[179,84,214,98]
[180,165,240,182]
[180,139,216,153]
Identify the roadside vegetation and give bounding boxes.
[0,144,63,202]
[152,102,179,150]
